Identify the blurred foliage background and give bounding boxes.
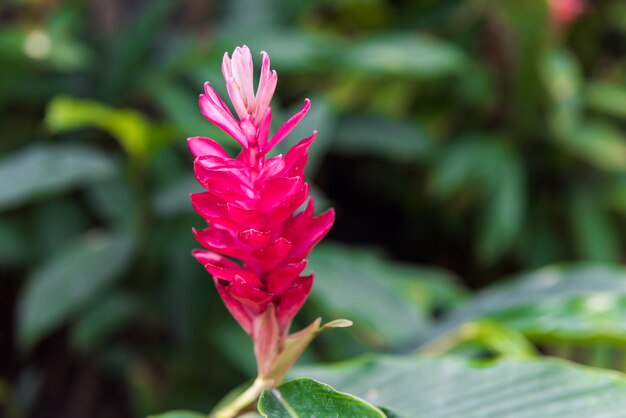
[2,0,626,417]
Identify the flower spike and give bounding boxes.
[189,46,347,412]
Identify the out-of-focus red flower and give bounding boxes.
[548,0,586,27]
[188,46,335,380]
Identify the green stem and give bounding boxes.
[211,378,269,418]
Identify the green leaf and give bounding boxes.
[476,150,524,264]
[293,355,626,418]
[396,266,467,313]
[86,178,139,230]
[432,137,525,264]
[46,96,169,158]
[332,114,431,161]
[17,233,134,348]
[309,243,463,348]
[0,145,115,212]
[563,121,626,172]
[494,0,549,47]
[71,292,139,352]
[379,407,402,418]
[44,21,92,71]
[342,33,465,78]
[585,82,626,120]
[569,188,620,262]
[100,0,173,102]
[539,48,582,138]
[152,175,203,217]
[220,0,278,33]
[33,199,89,257]
[603,176,626,214]
[426,263,626,345]
[420,319,537,358]
[147,411,205,418]
[258,378,386,418]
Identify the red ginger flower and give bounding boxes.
[548,0,586,28]
[188,46,337,382]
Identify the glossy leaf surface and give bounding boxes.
[0,145,115,211]
[427,263,626,344]
[17,234,134,348]
[258,378,386,418]
[294,355,626,418]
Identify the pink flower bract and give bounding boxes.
[189,46,334,344]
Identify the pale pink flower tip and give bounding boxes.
[221,45,278,126]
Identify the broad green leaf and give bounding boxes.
[0,145,115,212]
[541,49,582,104]
[220,0,277,33]
[33,199,89,257]
[586,82,626,120]
[0,27,35,63]
[495,0,549,47]
[293,355,626,418]
[309,243,463,348]
[395,266,467,313]
[604,176,626,214]
[86,178,139,230]
[369,79,415,116]
[147,411,205,418]
[476,151,524,264]
[152,175,202,217]
[258,378,386,418]
[425,263,626,345]
[17,233,134,348]
[379,408,401,418]
[420,319,537,358]
[569,188,620,262]
[562,121,626,172]
[46,96,169,158]
[71,292,139,352]
[539,48,582,138]
[332,114,431,161]
[310,244,426,347]
[45,34,90,71]
[99,0,173,102]
[342,34,465,78]
[432,137,525,264]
